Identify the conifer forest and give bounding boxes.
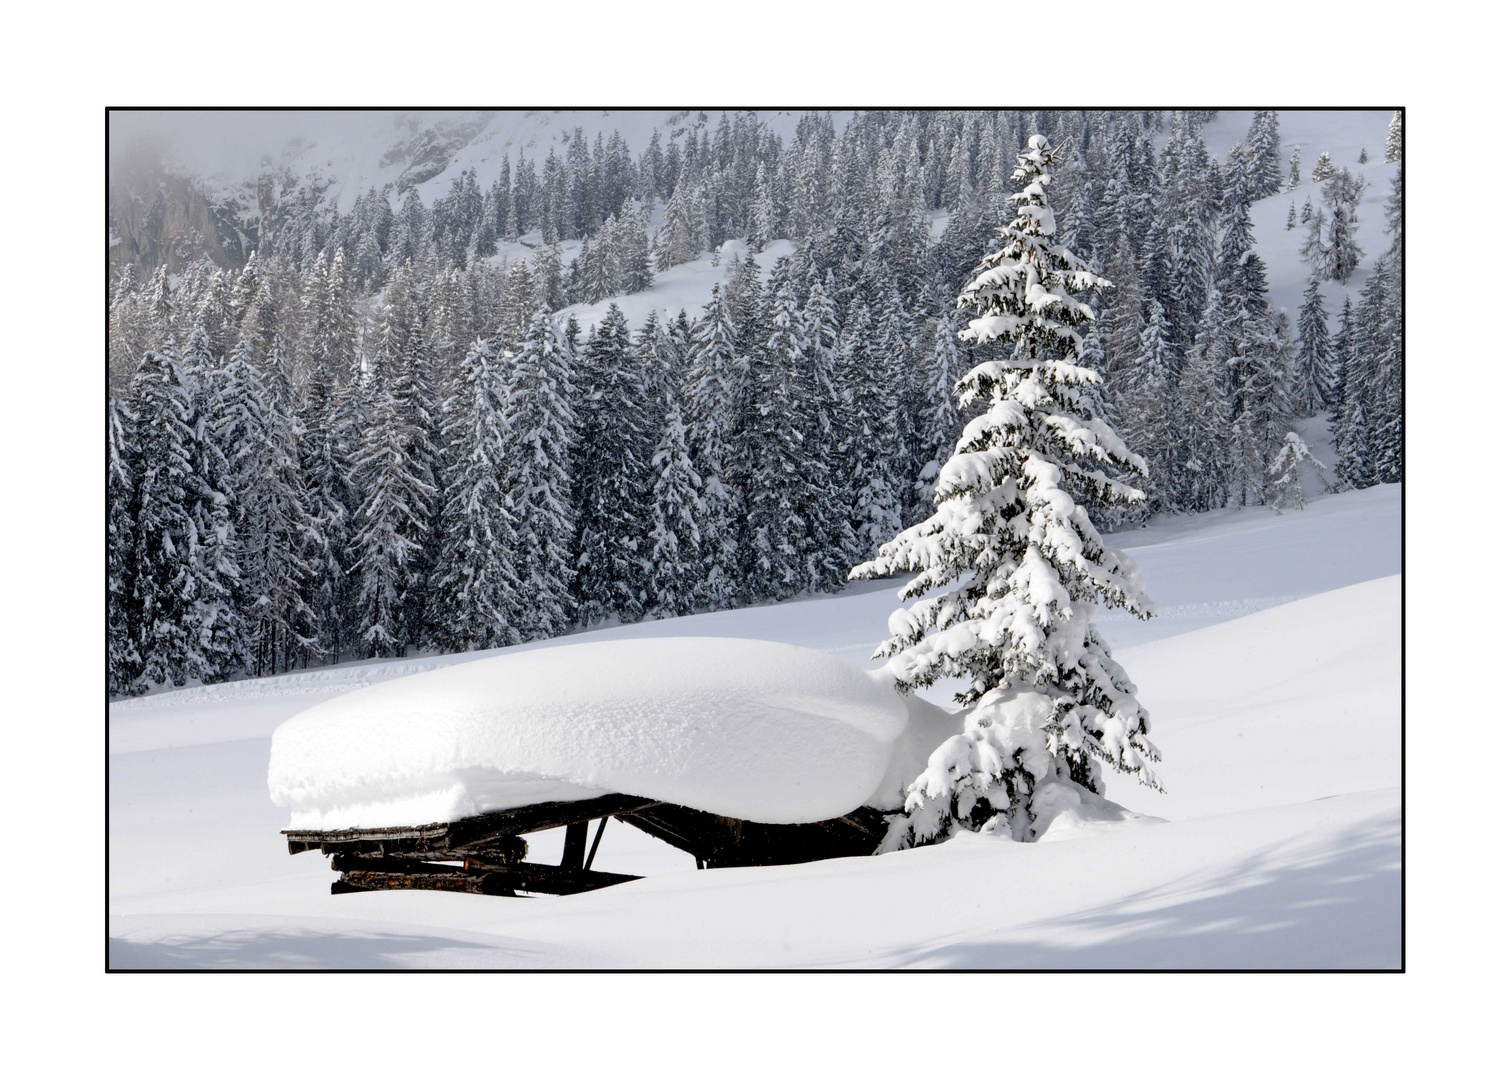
[106,109,1404,698]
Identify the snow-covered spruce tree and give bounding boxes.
[683,285,746,611]
[1267,431,1332,512]
[1244,110,1283,198]
[645,400,703,619]
[503,311,578,640]
[217,337,321,675]
[1294,277,1333,415]
[618,200,656,294]
[1386,112,1403,163]
[1232,308,1296,507]
[1116,297,1179,515]
[1329,296,1371,489]
[837,300,903,566]
[572,304,652,625]
[349,351,437,657]
[796,277,850,593]
[744,267,815,601]
[428,337,523,653]
[912,315,964,523]
[180,327,247,678]
[391,320,445,650]
[1355,258,1403,485]
[656,181,705,270]
[132,334,244,687]
[1176,293,1233,512]
[130,344,199,688]
[1311,151,1336,183]
[108,395,142,695]
[852,136,1161,849]
[299,363,355,663]
[1303,169,1366,284]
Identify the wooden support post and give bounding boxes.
[561,819,588,869]
[584,817,609,870]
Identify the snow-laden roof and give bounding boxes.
[268,637,911,830]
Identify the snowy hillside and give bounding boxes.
[120,109,841,213]
[108,484,1401,969]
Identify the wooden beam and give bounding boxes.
[561,820,588,869]
[285,795,664,858]
[333,861,639,898]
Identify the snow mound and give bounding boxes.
[268,637,909,829]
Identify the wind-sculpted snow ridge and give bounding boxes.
[268,637,910,829]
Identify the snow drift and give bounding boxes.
[268,636,912,829]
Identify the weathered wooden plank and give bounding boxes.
[485,863,640,895]
[285,795,663,857]
[320,834,529,864]
[338,868,505,896]
[617,803,888,869]
[333,861,639,898]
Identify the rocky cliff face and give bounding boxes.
[381,111,496,190]
[107,112,500,280]
[108,170,259,278]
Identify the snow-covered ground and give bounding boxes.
[108,484,1401,968]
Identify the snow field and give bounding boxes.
[109,484,1401,968]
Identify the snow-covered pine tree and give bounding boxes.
[618,200,656,293]
[837,300,903,566]
[503,311,578,640]
[656,181,705,270]
[1355,259,1403,485]
[743,267,813,601]
[1176,293,1233,512]
[108,395,142,695]
[645,400,703,619]
[218,337,322,675]
[180,327,247,678]
[1267,431,1332,512]
[683,285,745,611]
[1294,277,1333,414]
[130,343,200,688]
[1386,111,1403,163]
[533,240,567,312]
[1286,145,1302,191]
[852,135,1161,849]
[1304,169,1366,283]
[428,337,523,653]
[348,350,436,657]
[132,332,244,686]
[573,304,651,624]
[1329,296,1369,488]
[796,277,850,592]
[1117,297,1179,514]
[299,362,355,662]
[1245,110,1283,197]
[392,319,445,649]
[1231,307,1295,507]
[1311,151,1336,183]
[912,315,965,523]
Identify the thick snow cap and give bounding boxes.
[268,637,910,830]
